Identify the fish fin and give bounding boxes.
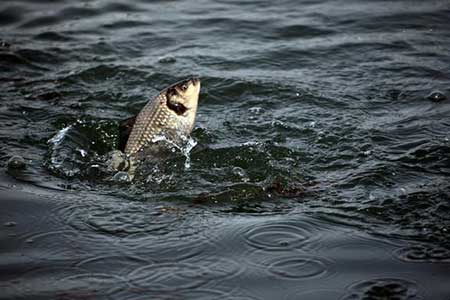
[118,115,137,152]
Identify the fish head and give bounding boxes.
[166,77,200,111]
[122,77,201,157]
[165,77,200,130]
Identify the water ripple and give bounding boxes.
[4,266,126,300]
[273,24,335,39]
[343,278,422,300]
[395,244,450,263]
[1,0,450,298]
[84,205,185,235]
[266,256,329,280]
[75,254,151,275]
[19,229,92,262]
[127,255,244,294]
[117,288,232,300]
[123,231,217,263]
[0,6,23,26]
[128,262,208,292]
[285,289,344,300]
[243,219,316,251]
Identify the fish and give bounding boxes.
[119,77,201,159]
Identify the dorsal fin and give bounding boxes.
[118,115,137,152]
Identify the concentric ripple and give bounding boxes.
[125,233,215,262]
[395,244,450,263]
[1,0,450,299]
[243,219,316,251]
[184,256,245,282]
[266,256,329,280]
[127,256,244,294]
[84,206,184,235]
[285,289,344,300]
[19,229,93,261]
[343,278,422,300]
[75,254,152,276]
[126,254,245,293]
[65,198,204,237]
[128,262,208,292]
[3,266,127,300]
[67,201,219,261]
[116,288,231,300]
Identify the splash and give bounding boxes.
[48,125,72,146]
[47,125,80,177]
[181,136,198,169]
[46,120,119,179]
[151,134,197,169]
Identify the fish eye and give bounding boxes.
[180,83,188,91]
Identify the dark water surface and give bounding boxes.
[1,0,450,299]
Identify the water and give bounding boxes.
[1,0,450,299]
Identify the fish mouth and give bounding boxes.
[190,77,200,86]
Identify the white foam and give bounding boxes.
[151,134,197,170]
[48,125,72,146]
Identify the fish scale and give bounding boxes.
[125,94,173,155]
[123,78,199,157]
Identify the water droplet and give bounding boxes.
[78,148,88,157]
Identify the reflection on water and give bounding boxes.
[1,0,450,298]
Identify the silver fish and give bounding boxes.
[119,77,201,158]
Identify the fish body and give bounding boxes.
[120,77,200,159]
